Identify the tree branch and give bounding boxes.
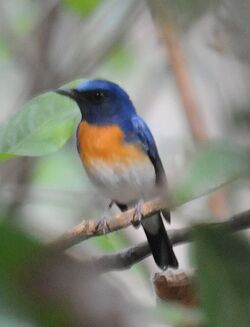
[49,198,166,251]
[88,209,250,272]
[49,195,250,272]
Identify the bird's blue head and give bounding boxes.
[56,79,136,126]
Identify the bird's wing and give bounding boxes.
[130,115,167,188]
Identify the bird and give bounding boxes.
[56,79,178,270]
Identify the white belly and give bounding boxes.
[86,159,157,204]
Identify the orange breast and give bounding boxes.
[77,121,147,168]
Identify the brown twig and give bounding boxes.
[146,1,206,140]
[49,198,166,251]
[88,208,250,272]
[49,194,250,271]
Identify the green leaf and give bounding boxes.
[0,91,80,160]
[0,153,16,160]
[173,141,250,205]
[0,222,68,326]
[193,225,250,327]
[63,0,102,16]
[0,223,41,274]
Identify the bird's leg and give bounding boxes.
[96,218,110,234]
[96,201,113,234]
[132,199,144,228]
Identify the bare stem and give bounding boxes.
[49,198,165,251]
[89,209,250,272]
[49,200,250,272]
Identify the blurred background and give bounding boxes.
[0,0,250,326]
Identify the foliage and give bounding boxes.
[0,92,79,160]
[0,222,67,326]
[193,225,250,327]
[1,85,249,207]
[63,0,102,16]
[1,86,249,325]
[173,141,250,205]
[1,0,249,325]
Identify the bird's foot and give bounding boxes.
[96,202,114,234]
[132,200,144,229]
[96,216,110,235]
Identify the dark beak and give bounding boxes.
[55,88,78,101]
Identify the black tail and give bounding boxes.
[141,212,178,270]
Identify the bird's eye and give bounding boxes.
[94,91,104,100]
[83,90,107,104]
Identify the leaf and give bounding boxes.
[63,0,102,16]
[0,92,80,160]
[173,141,250,205]
[0,222,68,326]
[193,225,250,327]
[0,222,41,274]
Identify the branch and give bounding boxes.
[49,198,166,251]
[88,209,250,272]
[49,197,250,272]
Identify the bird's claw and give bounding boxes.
[132,200,144,228]
[96,217,110,235]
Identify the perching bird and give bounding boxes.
[56,80,178,270]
